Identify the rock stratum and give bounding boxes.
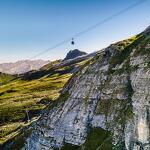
[16,27,150,150]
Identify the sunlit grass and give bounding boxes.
[0,73,72,144]
[0,57,90,145]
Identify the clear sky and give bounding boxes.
[0,0,150,63]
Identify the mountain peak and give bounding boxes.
[63,49,87,61]
[143,25,150,34]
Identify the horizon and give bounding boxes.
[0,48,91,64]
[0,0,150,63]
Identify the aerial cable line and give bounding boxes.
[0,0,147,80]
[29,0,147,59]
[72,0,147,38]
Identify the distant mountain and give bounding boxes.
[0,60,50,75]
[23,52,95,80]
[63,49,87,61]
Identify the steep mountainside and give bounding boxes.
[0,60,49,75]
[19,27,150,150]
[63,49,87,61]
[0,52,94,147]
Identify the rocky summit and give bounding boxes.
[63,49,87,61]
[12,27,150,150]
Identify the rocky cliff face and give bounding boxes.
[23,27,150,150]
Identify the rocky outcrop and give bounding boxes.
[125,44,150,150]
[22,28,150,150]
[63,49,87,61]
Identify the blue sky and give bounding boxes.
[0,0,150,63]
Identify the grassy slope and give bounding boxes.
[0,58,90,145]
[60,128,112,150]
[0,73,16,84]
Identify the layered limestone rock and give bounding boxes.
[125,48,150,150]
[23,29,150,150]
[24,52,109,150]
